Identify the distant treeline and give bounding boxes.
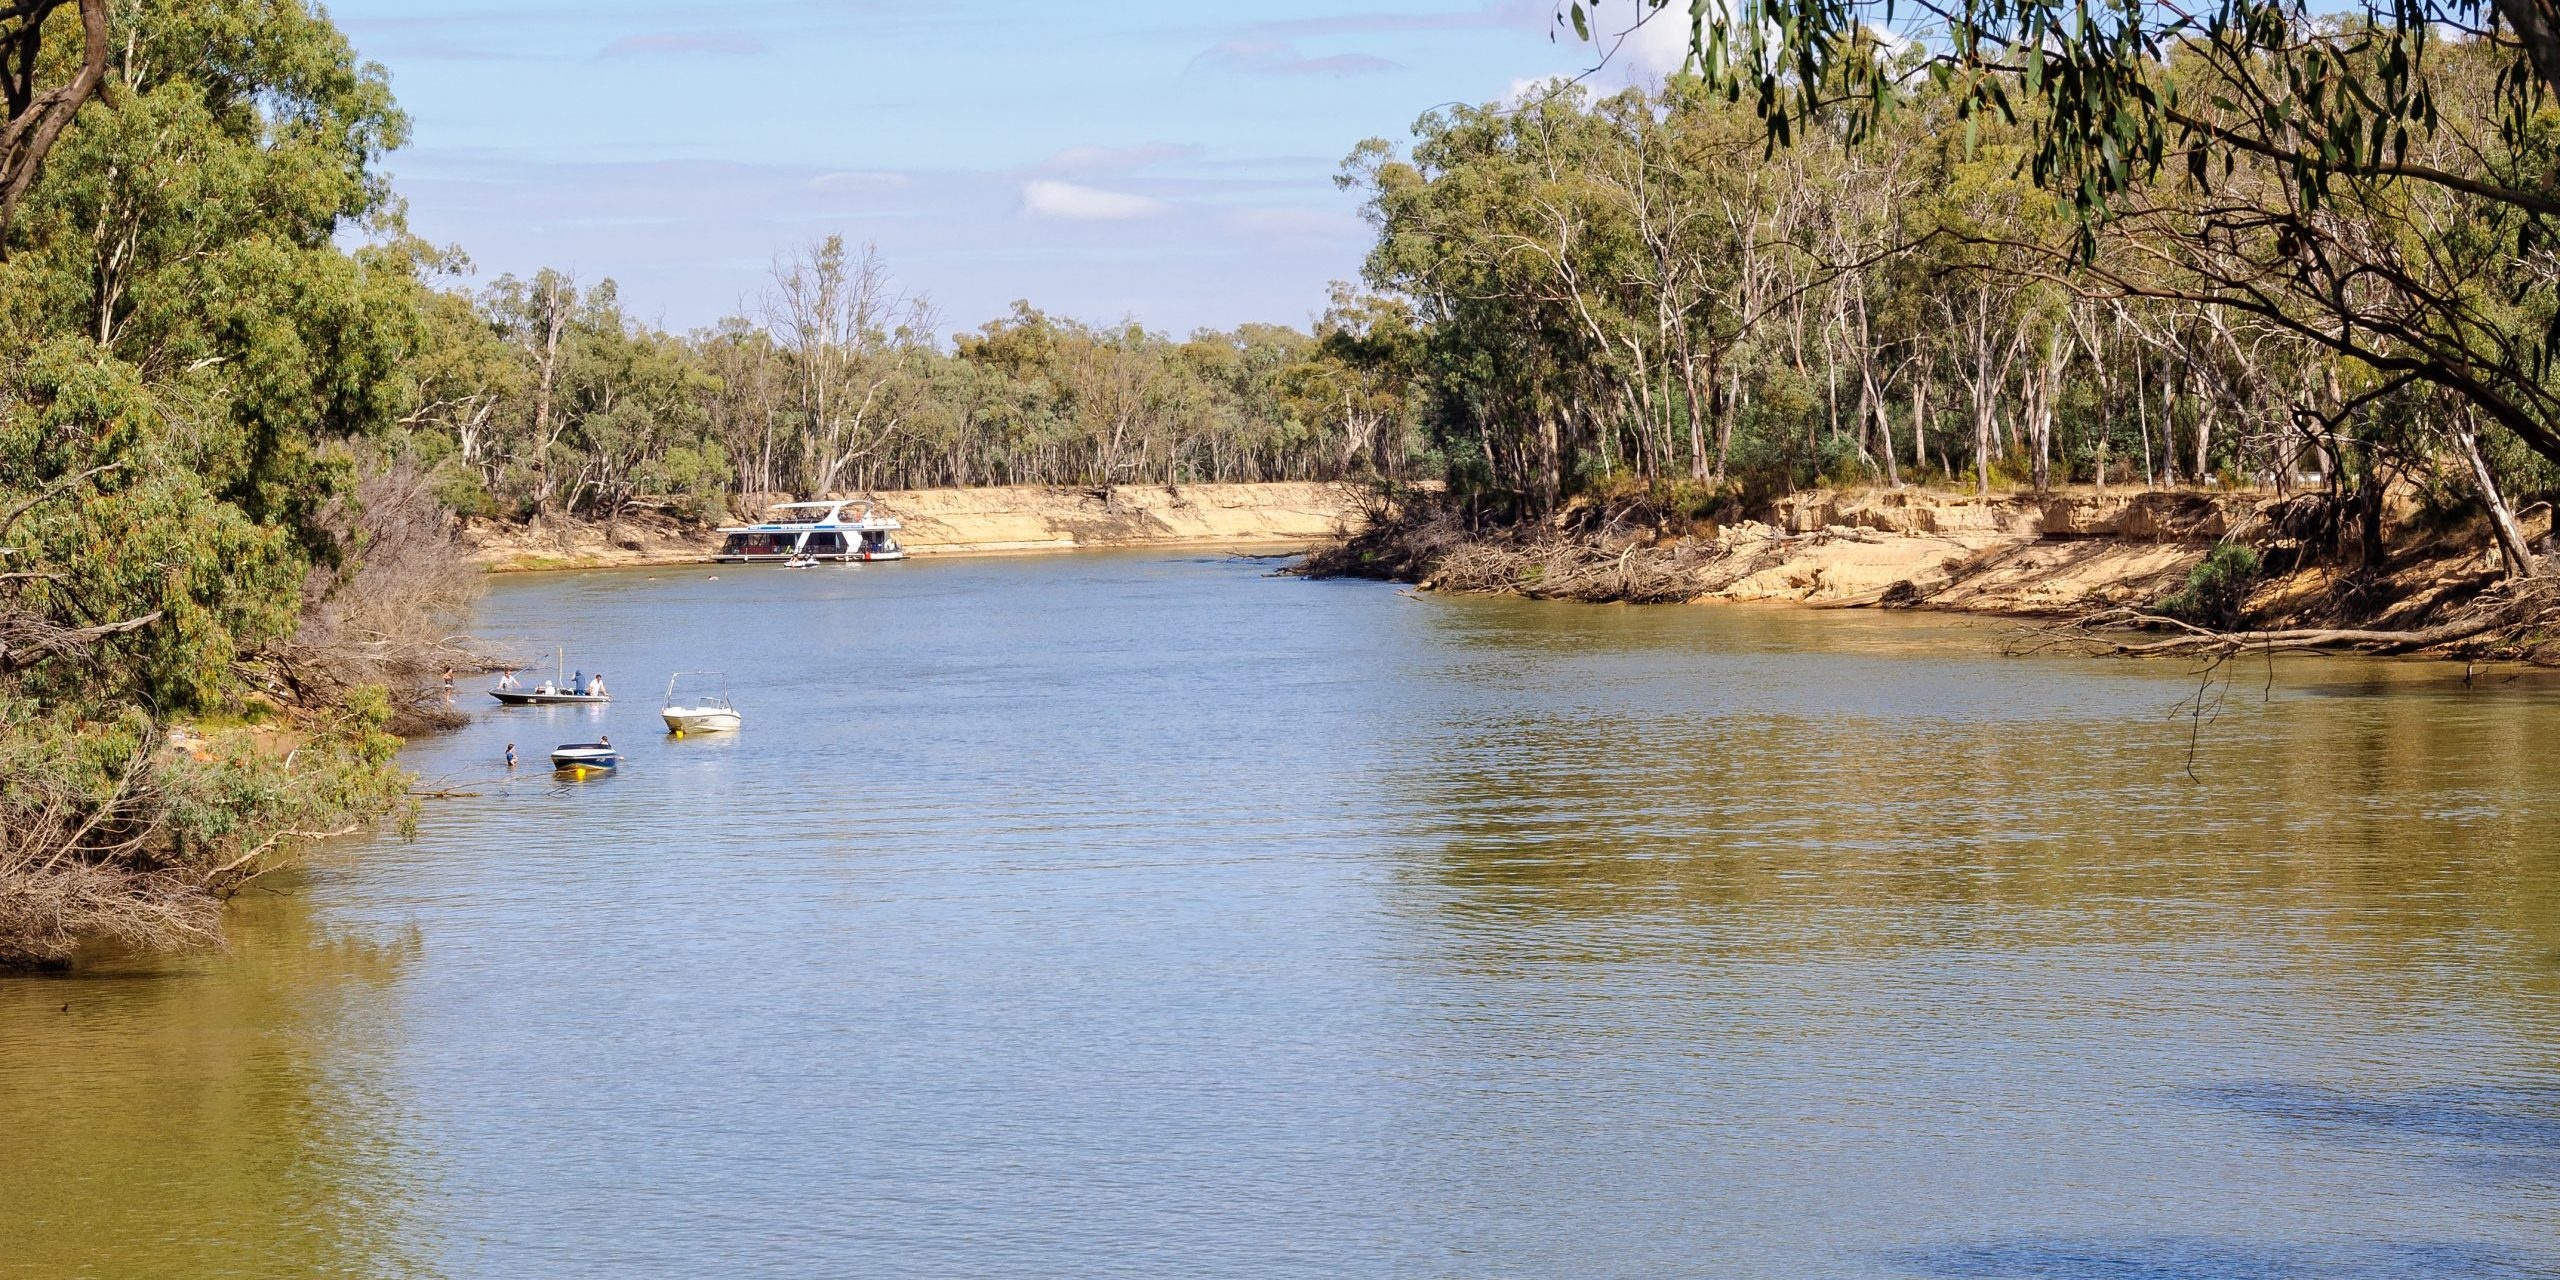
[408,243,1429,525]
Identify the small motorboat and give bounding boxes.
[551,742,618,774]
[661,672,741,735]
[783,553,819,569]
[492,687,609,706]
[494,649,611,705]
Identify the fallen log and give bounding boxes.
[2066,579,2556,658]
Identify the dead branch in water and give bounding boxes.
[2017,578,2559,660]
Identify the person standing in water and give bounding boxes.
[505,743,517,769]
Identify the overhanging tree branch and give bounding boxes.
[0,0,109,253]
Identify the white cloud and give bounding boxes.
[1224,207,1364,242]
[1021,180,1170,221]
[1194,39,1403,77]
[599,32,765,58]
[1612,4,1701,77]
[807,170,910,192]
[1506,73,1579,104]
[1040,143,1202,174]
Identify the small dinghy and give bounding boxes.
[661,671,741,735]
[550,742,618,775]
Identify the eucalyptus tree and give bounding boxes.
[2,0,447,960]
[1599,0,2560,484]
[482,270,581,522]
[767,235,932,497]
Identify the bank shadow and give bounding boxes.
[2186,1082,2560,1181]
[1892,1235,2553,1279]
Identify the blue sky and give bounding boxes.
[328,0,1690,337]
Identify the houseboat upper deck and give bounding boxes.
[713,500,906,563]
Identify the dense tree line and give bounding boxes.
[406,244,1430,528]
[1338,48,2558,576]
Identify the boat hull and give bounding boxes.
[711,550,904,564]
[493,690,610,706]
[550,744,618,771]
[661,708,742,734]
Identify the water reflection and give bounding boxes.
[2,554,2555,1278]
[1897,1235,2554,1279]
[2192,1084,2560,1183]
[1375,592,2560,1276]
[0,885,434,1278]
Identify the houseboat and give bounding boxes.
[712,499,906,564]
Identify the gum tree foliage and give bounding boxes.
[1337,63,2555,566]
[1580,0,2560,469]
[2,0,433,963]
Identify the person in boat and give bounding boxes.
[587,673,606,697]
[572,669,584,692]
[497,670,520,691]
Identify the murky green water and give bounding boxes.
[5,551,2558,1278]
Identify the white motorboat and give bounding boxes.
[661,671,742,735]
[713,498,906,564]
[550,742,618,774]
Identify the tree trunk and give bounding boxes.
[2192,389,2213,485]
[0,0,111,255]
[2457,418,2540,578]
[2160,367,2182,486]
[2491,0,2560,108]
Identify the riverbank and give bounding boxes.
[1300,485,2560,662]
[462,482,1372,571]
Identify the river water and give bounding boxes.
[4,551,2558,1279]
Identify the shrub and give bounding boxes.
[2157,543,2263,630]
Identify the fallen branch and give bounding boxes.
[0,607,163,673]
[2052,580,2558,658]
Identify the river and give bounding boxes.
[4,550,2558,1278]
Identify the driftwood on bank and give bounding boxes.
[2027,577,2559,659]
[1298,504,1896,606]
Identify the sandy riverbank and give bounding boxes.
[1302,484,2555,660]
[462,482,1372,571]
